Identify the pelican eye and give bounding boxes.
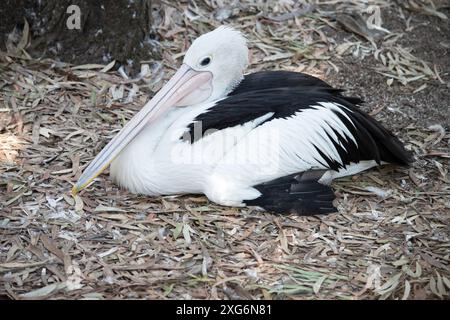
[200,56,211,67]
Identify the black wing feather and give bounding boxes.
[245,171,337,215]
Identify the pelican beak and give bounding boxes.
[72,64,213,195]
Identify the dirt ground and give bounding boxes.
[0,1,449,300]
[327,5,450,129]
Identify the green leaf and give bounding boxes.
[172,223,183,240]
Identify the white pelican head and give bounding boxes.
[183,26,248,101]
[72,26,249,194]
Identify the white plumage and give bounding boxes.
[109,100,377,206]
[74,26,411,215]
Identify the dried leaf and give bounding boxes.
[183,224,192,246]
[74,195,84,212]
[94,205,125,212]
[401,280,411,300]
[376,272,402,295]
[313,275,327,295]
[20,283,66,298]
[172,223,183,240]
[100,60,116,73]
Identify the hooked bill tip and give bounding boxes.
[71,185,79,197]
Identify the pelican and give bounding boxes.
[72,26,412,215]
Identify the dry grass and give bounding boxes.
[1,0,449,300]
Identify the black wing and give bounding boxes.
[245,171,337,215]
[229,71,363,105]
[185,71,412,167]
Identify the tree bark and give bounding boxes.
[0,0,159,72]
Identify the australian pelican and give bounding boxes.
[72,26,412,215]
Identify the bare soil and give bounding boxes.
[327,6,450,130]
